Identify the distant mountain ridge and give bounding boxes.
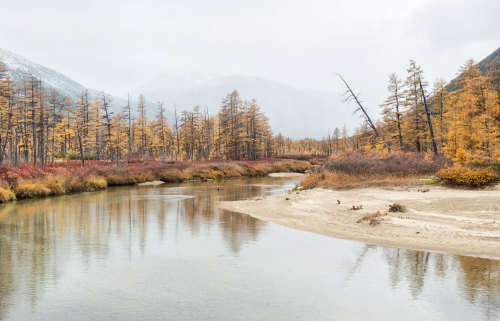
[0,48,358,138]
[477,46,500,74]
[0,48,141,116]
[133,73,356,138]
[447,46,500,91]
[0,48,90,99]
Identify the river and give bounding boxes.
[0,176,498,320]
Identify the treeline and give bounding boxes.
[362,58,499,162]
[284,58,499,162]
[0,60,275,165]
[1,56,498,167]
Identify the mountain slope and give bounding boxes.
[0,48,136,114]
[133,73,358,138]
[0,48,89,99]
[446,46,500,92]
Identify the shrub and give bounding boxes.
[64,175,87,192]
[320,152,448,176]
[14,182,51,199]
[84,176,107,191]
[155,169,186,182]
[301,152,448,189]
[357,211,385,226]
[388,203,406,212]
[43,175,67,195]
[105,173,138,186]
[0,186,15,203]
[437,166,498,187]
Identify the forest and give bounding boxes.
[0,55,498,202]
[0,62,277,165]
[0,56,498,165]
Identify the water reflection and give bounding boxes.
[0,177,499,320]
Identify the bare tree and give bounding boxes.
[335,73,379,138]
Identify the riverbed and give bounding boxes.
[0,177,498,320]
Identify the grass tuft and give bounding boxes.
[388,203,406,212]
[357,211,385,226]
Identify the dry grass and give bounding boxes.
[0,186,15,203]
[321,152,448,176]
[0,159,311,203]
[302,152,447,189]
[388,203,406,212]
[357,211,385,226]
[14,182,51,199]
[302,171,421,189]
[85,176,107,191]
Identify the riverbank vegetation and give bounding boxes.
[302,152,449,189]
[0,53,498,195]
[0,159,310,203]
[301,55,499,189]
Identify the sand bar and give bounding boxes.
[219,186,500,258]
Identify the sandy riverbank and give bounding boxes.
[219,185,500,258]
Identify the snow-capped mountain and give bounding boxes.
[0,48,87,99]
[0,48,134,114]
[133,73,358,138]
[0,48,359,138]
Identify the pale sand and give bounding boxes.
[138,180,165,186]
[268,172,305,177]
[219,186,500,259]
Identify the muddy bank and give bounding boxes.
[219,186,500,258]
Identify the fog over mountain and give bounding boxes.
[0,48,361,138]
[0,48,145,117]
[133,73,358,138]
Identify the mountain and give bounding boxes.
[133,73,358,138]
[447,46,500,92]
[477,46,500,75]
[0,48,359,137]
[0,48,136,114]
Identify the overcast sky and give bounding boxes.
[1,0,499,114]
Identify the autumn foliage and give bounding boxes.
[302,152,447,189]
[437,166,498,187]
[0,159,310,203]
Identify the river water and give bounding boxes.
[0,177,498,320]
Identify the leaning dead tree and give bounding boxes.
[335,73,380,138]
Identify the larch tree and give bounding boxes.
[380,73,405,150]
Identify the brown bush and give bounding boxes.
[43,175,67,195]
[388,203,406,212]
[357,211,385,226]
[321,152,448,176]
[302,152,447,189]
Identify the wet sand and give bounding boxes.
[219,185,500,258]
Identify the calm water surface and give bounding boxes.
[0,177,498,321]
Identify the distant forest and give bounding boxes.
[0,54,498,166]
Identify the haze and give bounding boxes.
[1,0,498,122]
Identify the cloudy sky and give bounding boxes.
[1,0,498,113]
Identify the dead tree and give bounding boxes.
[335,74,380,138]
[419,79,438,156]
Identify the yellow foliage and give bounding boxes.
[84,176,107,190]
[14,182,51,199]
[453,148,469,165]
[0,187,16,203]
[437,166,498,187]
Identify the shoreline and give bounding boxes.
[0,160,311,204]
[219,186,500,259]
